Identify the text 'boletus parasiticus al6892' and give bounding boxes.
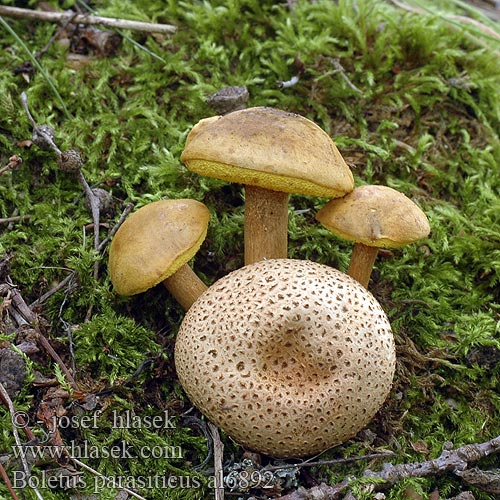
[108,199,210,311]
[174,258,396,458]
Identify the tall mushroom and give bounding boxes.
[175,258,396,458]
[316,185,430,288]
[180,107,354,265]
[108,199,209,310]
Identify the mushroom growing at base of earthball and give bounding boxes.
[317,185,430,288]
[108,199,210,310]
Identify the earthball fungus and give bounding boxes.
[174,259,396,458]
[108,199,210,310]
[180,107,354,265]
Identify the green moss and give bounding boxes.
[71,311,160,383]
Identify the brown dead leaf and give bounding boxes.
[17,139,33,148]
[411,440,431,455]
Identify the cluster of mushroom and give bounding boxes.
[108,107,430,458]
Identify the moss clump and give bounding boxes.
[1,0,499,498]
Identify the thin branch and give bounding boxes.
[7,280,37,323]
[76,171,100,280]
[21,93,101,282]
[0,216,31,224]
[0,462,21,500]
[37,334,76,386]
[448,13,500,41]
[98,202,134,252]
[275,437,500,500]
[0,156,22,176]
[30,271,77,308]
[397,0,500,40]
[208,423,225,500]
[69,457,148,500]
[20,91,36,127]
[21,92,61,154]
[75,0,167,62]
[364,436,500,484]
[388,0,500,56]
[329,58,363,94]
[264,452,397,472]
[0,6,177,34]
[6,279,76,387]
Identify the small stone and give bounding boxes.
[0,348,26,398]
[206,86,249,114]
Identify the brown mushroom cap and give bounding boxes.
[174,259,396,458]
[180,107,354,198]
[316,185,430,247]
[109,199,210,296]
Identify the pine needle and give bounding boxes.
[0,16,71,119]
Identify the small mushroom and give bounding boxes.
[316,185,430,288]
[174,258,396,458]
[108,199,209,310]
[180,107,354,265]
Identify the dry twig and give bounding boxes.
[329,58,363,94]
[208,422,225,500]
[0,462,20,500]
[3,278,76,387]
[264,452,397,472]
[29,271,77,309]
[76,170,101,280]
[0,6,176,34]
[20,92,102,283]
[98,202,134,252]
[275,436,500,500]
[69,458,148,500]
[0,382,45,500]
[0,216,31,225]
[365,437,500,484]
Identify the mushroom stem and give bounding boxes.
[347,243,379,288]
[162,264,208,310]
[244,185,289,265]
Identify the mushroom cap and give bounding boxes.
[174,258,396,458]
[180,107,354,198]
[316,185,430,248]
[109,199,210,296]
